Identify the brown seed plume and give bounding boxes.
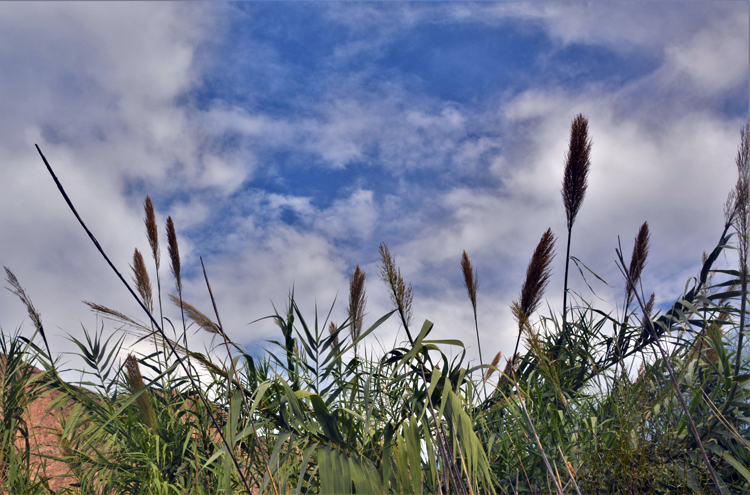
[168,294,220,335]
[644,292,655,321]
[378,242,413,333]
[4,267,51,357]
[514,228,556,322]
[461,251,478,313]
[144,196,160,269]
[329,321,339,348]
[131,248,153,312]
[124,354,157,430]
[625,222,650,307]
[84,301,150,331]
[484,351,502,380]
[462,250,485,367]
[166,216,181,294]
[348,266,367,350]
[562,114,592,231]
[510,229,555,364]
[4,267,42,333]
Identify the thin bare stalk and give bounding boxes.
[35,144,256,495]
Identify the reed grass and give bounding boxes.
[2,121,749,494]
[348,265,367,357]
[561,114,591,333]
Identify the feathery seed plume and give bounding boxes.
[84,301,150,331]
[348,265,367,351]
[461,251,478,313]
[461,250,485,369]
[4,267,42,333]
[729,122,750,261]
[511,229,556,362]
[561,114,592,331]
[329,321,339,348]
[730,120,750,388]
[168,294,220,335]
[378,242,414,338]
[484,351,502,380]
[131,248,153,312]
[562,114,592,231]
[625,222,650,308]
[166,216,181,294]
[124,354,157,430]
[144,196,160,269]
[4,267,50,357]
[644,292,655,321]
[515,228,556,322]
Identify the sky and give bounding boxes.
[0,1,748,374]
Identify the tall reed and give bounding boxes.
[461,251,483,368]
[511,228,556,367]
[348,265,367,357]
[561,114,591,332]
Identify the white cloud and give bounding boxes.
[665,14,748,94]
[0,1,745,377]
[313,189,378,242]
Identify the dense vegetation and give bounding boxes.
[2,117,750,494]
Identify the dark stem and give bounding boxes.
[562,226,573,332]
[473,307,487,398]
[511,322,523,371]
[35,145,255,495]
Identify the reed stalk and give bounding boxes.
[379,242,414,344]
[348,265,366,357]
[4,268,51,360]
[461,251,484,371]
[144,196,163,330]
[729,122,750,402]
[511,228,556,367]
[561,114,591,332]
